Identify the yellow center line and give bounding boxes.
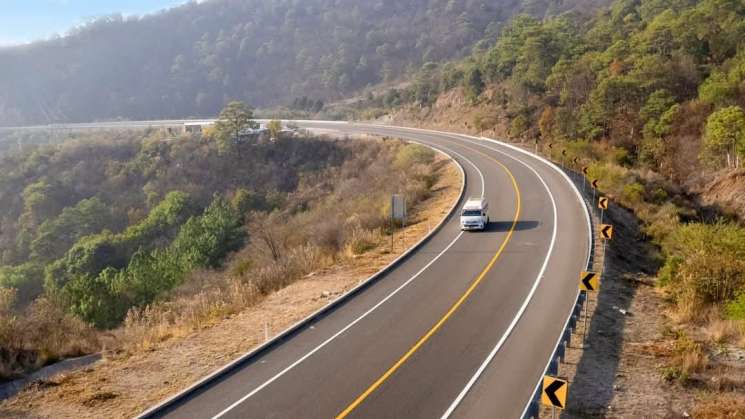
[335,142,522,418]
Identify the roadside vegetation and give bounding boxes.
[344,0,745,412]
[0,102,441,380]
[0,0,613,126]
[368,0,745,330]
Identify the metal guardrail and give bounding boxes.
[520,161,598,419]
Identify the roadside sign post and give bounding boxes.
[591,179,599,210]
[582,166,589,192]
[598,197,609,225]
[599,223,613,278]
[390,214,394,253]
[391,194,406,253]
[579,271,600,347]
[584,292,589,346]
[541,376,568,411]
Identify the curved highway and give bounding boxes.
[10,122,590,418]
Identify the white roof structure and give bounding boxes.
[463,197,487,210]
[183,121,215,127]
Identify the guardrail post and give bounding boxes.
[563,328,572,348]
[555,342,566,363]
[547,358,559,375]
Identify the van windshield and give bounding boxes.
[462,209,482,217]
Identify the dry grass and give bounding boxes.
[116,138,446,353]
[0,144,462,419]
[0,289,99,380]
[674,333,709,376]
[704,311,745,344]
[119,277,261,353]
[692,393,745,418]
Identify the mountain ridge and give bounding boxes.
[0,0,608,126]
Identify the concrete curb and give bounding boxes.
[137,133,467,418]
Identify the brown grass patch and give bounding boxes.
[0,142,462,419]
[692,393,745,418]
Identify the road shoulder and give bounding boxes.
[0,144,463,419]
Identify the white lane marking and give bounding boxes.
[414,141,485,199]
[438,136,559,419]
[376,125,593,417]
[210,139,486,419]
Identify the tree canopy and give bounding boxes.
[0,0,610,126]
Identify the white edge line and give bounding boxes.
[437,136,558,418]
[209,140,485,419]
[212,232,467,418]
[489,137,592,419]
[359,123,592,418]
[136,124,472,418]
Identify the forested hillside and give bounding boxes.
[372,0,745,310]
[0,127,344,323]
[0,103,447,380]
[352,0,745,411]
[0,0,607,126]
[364,0,745,179]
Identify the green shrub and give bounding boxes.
[643,203,681,247]
[622,182,645,205]
[663,222,745,319]
[587,162,634,195]
[649,187,669,205]
[725,293,745,320]
[0,263,44,306]
[658,255,682,287]
[394,144,435,168]
[610,147,632,166]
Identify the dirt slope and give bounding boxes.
[0,149,462,419]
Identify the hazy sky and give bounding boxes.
[0,0,190,46]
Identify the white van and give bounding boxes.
[460,197,489,231]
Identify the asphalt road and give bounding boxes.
[9,121,591,418]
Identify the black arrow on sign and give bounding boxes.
[592,179,599,188]
[582,166,589,175]
[581,272,596,291]
[545,380,565,408]
[601,225,612,238]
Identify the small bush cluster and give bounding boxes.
[556,140,745,334]
[662,223,745,322]
[0,125,445,377]
[119,138,442,351]
[0,288,99,380]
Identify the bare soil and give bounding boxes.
[0,150,462,419]
[693,169,745,222]
[538,178,745,418]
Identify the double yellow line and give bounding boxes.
[336,141,522,418]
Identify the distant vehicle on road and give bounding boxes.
[460,197,489,231]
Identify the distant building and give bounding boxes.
[183,121,215,134]
[235,125,269,143]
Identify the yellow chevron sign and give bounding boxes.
[579,271,600,291]
[541,376,568,409]
[600,224,613,240]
